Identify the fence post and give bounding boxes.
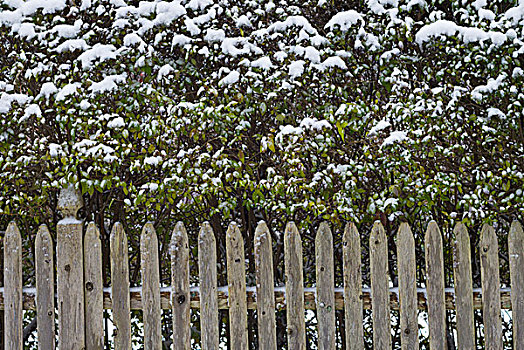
[35,225,56,350]
[56,185,85,349]
[343,223,364,350]
[425,221,446,350]
[171,222,190,349]
[316,222,335,350]
[369,221,391,349]
[4,222,22,350]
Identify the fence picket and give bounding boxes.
[453,222,475,350]
[226,222,248,350]
[480,224,502,350]
[254,221,277,350]
[316,222,335,350]
[4,222,22,350]
[35,225,55,350]
[141,223,162,350]
[56,187,85,349]
[284,222,306,350]
[510,221,524,350]
[397,223,418,350]
[84,223,104,350]
[370,221,391,349]
[425,221,446,350]
[199,222,219,350]
[343,223,364,350]
[171,222,190,349]
[110,223,131,349]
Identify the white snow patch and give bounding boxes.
[325,10,363,31]
[218,71,240,86]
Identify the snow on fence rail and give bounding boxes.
[0,186,524,349]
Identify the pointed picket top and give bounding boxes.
[315,222,335,350]
[171,222,190,350]
[254,221,277,350]
[510,221,524,350]
[369,220,391,349]
[342,222,364,350]
[480,224,502,350]
[453,222,475,350]
[4,221,22,349]
[198,222,219,350]
[397,222,418,350]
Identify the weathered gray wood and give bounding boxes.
[480,224,502,350]
[397,223,418,350]
[342,223,364,350]
[254,221,277,350]
[284,222,306,350]
[510,221,524,350]
[315,222,335,350]
[35,224,55,350]
[226,222,248,350]
[110,222,131,350]
[453,222,475,350]
[4,221,22,350]
[198,222,219,350]
[56,185,85,349]
[425,221,446,350]
[369,221,391,349]
[171,222,190,349]
[141,223,162,350]
[84,223,104,350]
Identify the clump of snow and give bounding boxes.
[369,120,391,136]
[288,60,305,78]
[416,20,507,46]
[471,74,506,101]
[218,71,240,86]
[300,117,331,130]
[325,10,363,31]
[39,82,58,99]
[154,2,186,26]
[172,34,192,47]
[55,39,89,53]
[157,64,174,80]
[236,15,252,28]
[108,117,125,128]
[89,74,126,94]
[382,131,408,147]
[77,44,118,69]
[56,83,81,101]
[251,56,275,70]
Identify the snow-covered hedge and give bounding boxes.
[1,0,523,228]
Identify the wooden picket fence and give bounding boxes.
[0,187,524,349]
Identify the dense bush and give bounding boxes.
[0,0,523,348]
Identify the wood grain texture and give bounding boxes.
[4,222,22,350]
[254,221,277,350]
[171,222,190,349]
[369,221,391,349]
[198,222,219,350]
[480,224,502,350]
[57,217,85,349]
[84,223,104,350]
[425,221,446,350]
[510,221,524,350]
[110,223,131,350]
[141,223,162,350]
[226,222,248,350]
[284,222,306,350]
[397,223,418,350]
[315,222,335,350]
[453,222,475,350]
[343,223,364,350]
[35,225,55,350]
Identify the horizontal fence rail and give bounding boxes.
[1,188,523,349]
[0,285,514,311]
